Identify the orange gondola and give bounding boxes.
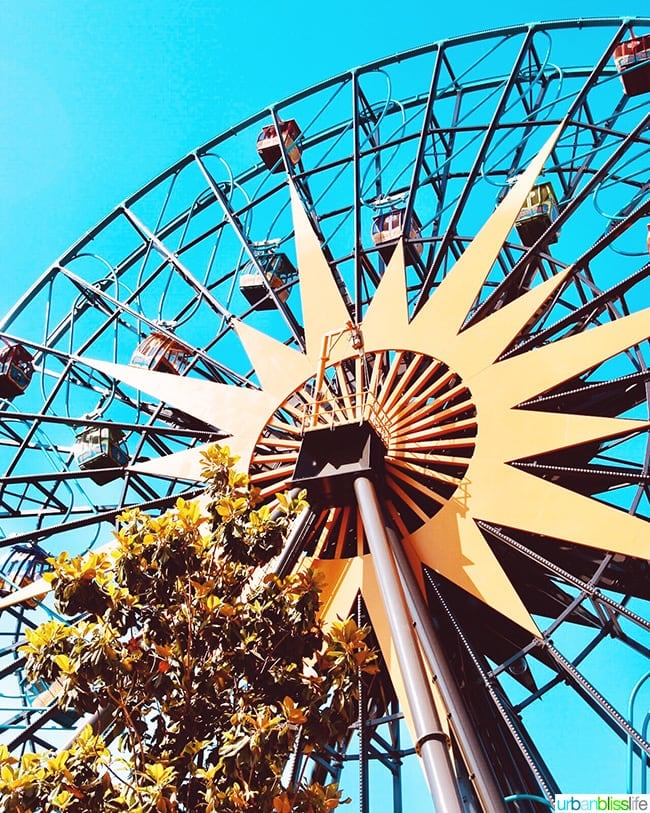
[256,119,301,172]
[130,331,193,375]
[0,339,33,399]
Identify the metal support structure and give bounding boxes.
[272,503,315,578]
[193,155,305,347]
[627,672,650,793]
[413,28,537,313]
[1,19,650,797]
[387,527,507,813]
[425,573,557,803]
[389,703,404,813]
[353,476,465,813]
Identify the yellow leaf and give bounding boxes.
[0,745,14,765]
[276,492,289,509]
[216,500,234,518]
[53,654,75,675]
[147,762,165,782]
[53,790,73,806]
[47,750,70,774]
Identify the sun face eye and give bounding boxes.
[1,19,650,806]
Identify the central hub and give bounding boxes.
[249,349,477,555]
[289,421,386,507]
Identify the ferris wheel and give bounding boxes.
[1,17,650,811]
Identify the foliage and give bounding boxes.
[2,445,377,813]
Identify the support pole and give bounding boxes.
[353,477,465,813]
[387,528,507,813]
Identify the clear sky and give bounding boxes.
[1,0,649,807]
[1,0,643,309]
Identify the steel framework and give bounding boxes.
[1,17,650,811]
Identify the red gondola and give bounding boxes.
[239,251,296,309]
[613,34,650,97]
[515,182,560,247]
[130,331,192,375]
[371,208,423,266]
[256,119,301,173]
[0,339,33,399]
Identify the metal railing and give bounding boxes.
[300,390,391,445]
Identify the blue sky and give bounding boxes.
[1,0,642,309]
[1,0,649,806]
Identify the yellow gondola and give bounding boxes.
[73,425,129,485]
[515,182,560,246]
[239,251,296,309]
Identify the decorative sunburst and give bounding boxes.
[41,118,647,708]
[5,116,650,787]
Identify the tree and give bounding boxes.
[1,445,377,813]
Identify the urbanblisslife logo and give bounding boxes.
[554,796,650,811]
